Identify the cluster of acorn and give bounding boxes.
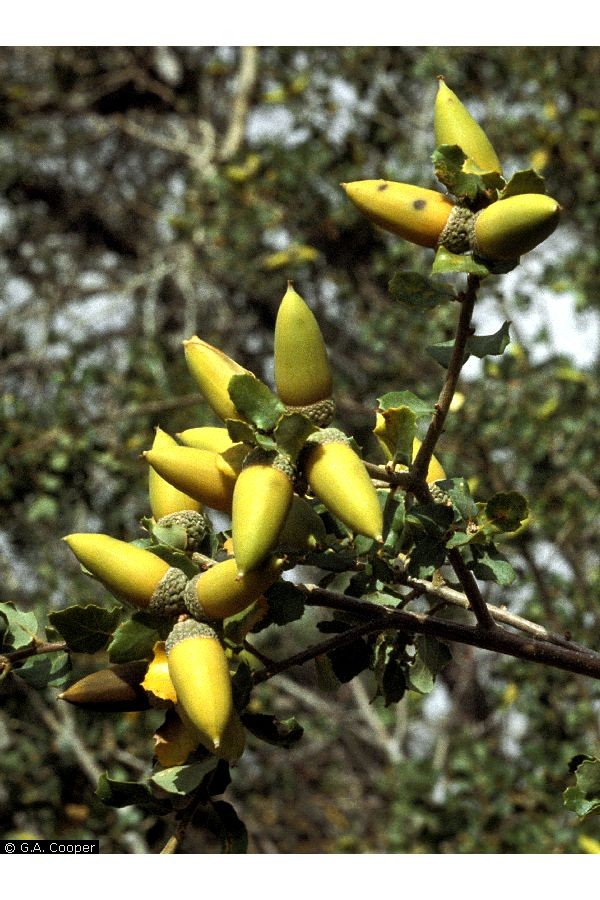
[60,78,560,770]
[342,79,561,262]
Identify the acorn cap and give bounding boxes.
[148,566,189,616]
[284,398,336,428]
[154,510,210,552]
[165,619,218,655]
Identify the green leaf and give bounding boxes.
[373,634,409,705]
[0,602,38,650]
[388,270,456,309]
[486,491,529,533]
[501,169,546,199]
[564,757,600,819]
[228,373,285,432]
[231,661,253,711]
[439,478,479,522]
[407,502,454,537]
[377,391,434,418]
[17,651,72,689]
[193,800,248,854]
[48,604,121,654]
[151,523,189,551]
[415,635,452,675]
[263,581,306,626]
[143,544,199,579]
[241,712,304,748]
[427,321,511,368]
[226,418,257,446]
[432,145,485,200]
[107,612,171,664]
[274,412,317,461]
[328,635,371,683]
[151,759,218,796]
[471,545,516,586]
[96,773,170,814]
[408,655,435,694]
[383,491,406,553]
[431,246,490,277]
[408,536,447,578]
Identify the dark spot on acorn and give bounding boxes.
[413,199,426,210]
[378,183,388,191]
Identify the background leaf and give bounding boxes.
[49,604,121,654]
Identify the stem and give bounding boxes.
[1,640,67,673]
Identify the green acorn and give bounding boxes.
[166,620,233,751]
[434,78,502,175]
[274,283,333,408]
[231,450,295,576]
[63,533,188,614]
[473,194,561,261]
[302,428,383,542]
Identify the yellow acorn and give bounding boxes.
[302,428,383,542]
[434,78,502,175]
[184,556,283,620]
[63,533,188,614]
[274,283,333,416]
[176,426,237,454]
[473,193,561,261]
[342,180,454,248]
[143,444,243,514]
[277,494,327,552]
[165,620,233,751]
[183,337,251,422]
[59,661,152,712]
[148,427,203,521]
[231,450,295,576]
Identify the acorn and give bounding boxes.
[59,661,151,712]
[154,510,210,552]
[231,450,295,576]
[143,443,246,514]
[176,426,237,454]
[274,283,333,412]
[434,78,502,175]
[148,427,203,521]
[183,337,251,422]
[165,620,233,751]
[63,533,188,614]
[342,180,454,248]
[184,556,283,620]
[302,428,383,542]
[473,194,561,261]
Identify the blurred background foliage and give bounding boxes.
[1,45,599,853]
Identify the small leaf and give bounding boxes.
[153,710,200,768]
[408,536,447,578]
[151,523,189,551]
[151,758,218,796]
[431,246,490,277]
[223,596,269,645]
[407,502,454,537]
[427,321,511,368]
[263,581,305,626]
[303,547,358,572]
[373,634,409,705]
[388,271,455,309]
[377,391,434,418]
[408,655,435,694]
[231,661,253,711]
[374,406,415,467]
[142,642,177,704]
[226,419,257,446]
[415,635,452,675]
[96,773,170,814]
[383,491,406,553]
[241,712,304,748]
[108,613,171,664]
[328,635,371,683]
[432,145,485,200]
[439,478,479,522]
[274,412,317,462]
[49,604,121,654]
[143,544,199,579]
[228,374,285,432]
[17,651,72,689]
[501,169,546,198]
[564,757,600,819]
[0,602,38,650]
[471,545,516,586]
[203,799,248,854]
[486,491,529,533]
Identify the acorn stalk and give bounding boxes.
[342,180,454,248]
[148,427,203,521]
[434,78,502,175]
[302,428,383,542]
[166,620,233,751]
[231,450,295,576]
[183,337,250,422]
[274,283,333,407]
[63,533,187,613]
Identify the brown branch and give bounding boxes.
[1,640,67,674]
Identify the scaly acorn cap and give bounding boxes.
[183,337,250,423]
[59,661,152,712]
[148,566,189,616]
[283,398,336,428]
[434,78,502,175]
[473,193,561,261]
[165,620,233,750]
[341,180,454,248]
[303,429,384,542]
[274,283,333,406]
[438,205,476,255]
[63,533,177,610]
[143,444,240,514]
[148,427,203,521]
[184,556,283,620]
[154,510,210,553]
[232,450,295,576]
[176,426,237,454]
